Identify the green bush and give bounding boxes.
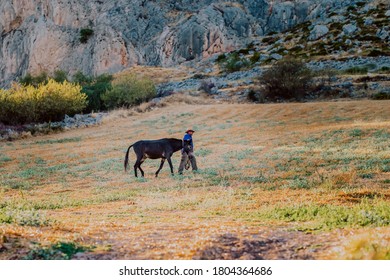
[52,70,68,83]
[372,92,390,100]
[216,53,227,63]
[219,52,250,73]
[367,49,389,57]
[73,72,113,112]
[25,242,87,260]
[19,72,48,87]
[343,67,369,75]
[101,73,156,109]
[0,80,87,125]
[80,28,94,43]
[377,66,390,74]
[258,58,315,100]
[19,70,69,86]
[250,52,261,64]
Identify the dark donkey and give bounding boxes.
[124,138,183,177]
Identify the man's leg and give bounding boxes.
[188,151,198,171]
[178,152,189,174]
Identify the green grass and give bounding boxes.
[0,179,32,190]
[0,188,138,211]
[250,201,390,230]
[240,175,268,184]
[195,148,212,157]
[283,176,313,190]
[357,158,390,172]
[223,149,254,161]
[35,137,82,145]
[13,163,69,180]
[0,155,12,165]
[349,128,363,137]
[25,242,89,260]
[0,206,50,226]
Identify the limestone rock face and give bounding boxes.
[0,0,364,87]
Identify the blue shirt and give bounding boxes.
[183,133,194,148]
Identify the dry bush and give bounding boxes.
[258,58,315,101]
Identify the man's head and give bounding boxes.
[186,129,195,135]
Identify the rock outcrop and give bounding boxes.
[0,0,366,87]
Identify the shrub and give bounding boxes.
[219,52,250,73]
[73,72,113,112]
[19,70,69,86]
[367,49,389,57]
[19,72,48,87]
[101,73,156,109]
[258,58,315,100]
[372,92,390,100]
[25,242,87,260]
[199,79,215,94]
[216,53,227,63]
[250,52,261,64]
[343,66,369,75]
[0,80,87,125]
[238,48,250,55]
[52,70,68,83]
[246,89,265,103]
[80,28,94,43]
[377,66,390,74]
[72,71,93,85]
[316,68,339,85]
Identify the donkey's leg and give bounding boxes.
[133,161,139,177]
[138,166,145,177]
[138,157,146,177]
[155,158,165,177]
[167,156,174,175]
[134,155,145,177]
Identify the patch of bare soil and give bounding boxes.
[0,235,31,260]
[69,226,339,260]
[193,229,337,260]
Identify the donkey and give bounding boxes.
[124,138,183,177]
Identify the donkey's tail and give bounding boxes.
[124,144,134,172]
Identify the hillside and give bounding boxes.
[1,0,389,87]
[1,100,389,259]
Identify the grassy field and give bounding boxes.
[0,99,389,260]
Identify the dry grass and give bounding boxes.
[0,100,389,259]
[330,228,390,260]
[117,65,193,85]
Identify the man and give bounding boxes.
[178,129,198,174]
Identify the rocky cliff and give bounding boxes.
[0,0,371,87]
